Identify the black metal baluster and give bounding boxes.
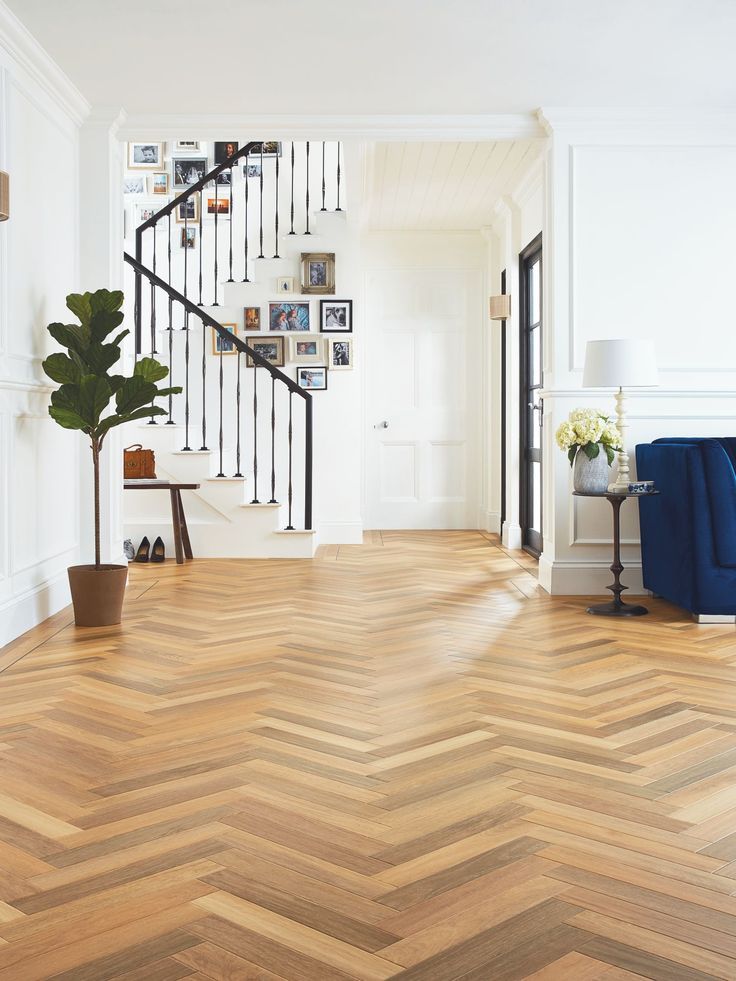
[305,396,313,529]
[213,181,219,305]
[286,391,294,529]
[183,206,188,302]
[182,311,191,450]
[250,363,259,502]
[197,189,203,305]
[288,141,296,235]
[269,376,277,502]
[336,141,342,211]
[242,172,250,281]
[320,141,327,211]
[227,167,234,281]
[216,342,225,477]
[148,226,158,422]
[305,141,311,234]
[233,351,243,476]
[258,145,265,257]
[272,151,280,258]
[167,212,175,424]
[200,322,208,450]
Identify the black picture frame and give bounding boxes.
[319,299,353,333]
[214,141,239,164]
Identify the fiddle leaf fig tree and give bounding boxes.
[42,289,181,569]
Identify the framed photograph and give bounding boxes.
[320,299,352,332]
[297,366,327,391]
[206,195,230,218]
[212,324,238,355]
[289,335,324,364]
[244,306,261,331]
[216,170,233,186]
[128,142,164,169]
[149,172,169,195]
[248,141,282,158]
[269,302,310,332]
[180,227,196,249]
[277,277,295,294]
[243,163,261,179]
[246,335,285,368]
[215,141,239,164]
[328,337,354,370]
[123,176,145,195]
[135,203,157,224]
[175,140,201,152]
[301,253,335,295]
[172,157,208,189]
[175,197,199,224]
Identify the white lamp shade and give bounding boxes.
[582,339,659,388]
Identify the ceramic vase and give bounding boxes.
[573,445,610,494]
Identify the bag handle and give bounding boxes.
[124,444,143,452]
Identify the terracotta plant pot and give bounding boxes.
[67,564,128,627]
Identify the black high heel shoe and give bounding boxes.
[134,536,150,563]
[151,536,165,563]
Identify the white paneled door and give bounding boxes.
[365,268,481,529]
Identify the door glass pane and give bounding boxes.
[531,461,542,534]
[529,405,540,449]
[530,325,541,385]
[530,260,540,325]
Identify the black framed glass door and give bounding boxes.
[519,234,543,557]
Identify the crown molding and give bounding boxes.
[538,107,736,143]
[117,113,546,142]
[84,106,127,134]
[0,0,89,125]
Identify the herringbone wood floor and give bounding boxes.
[2,532,736,978]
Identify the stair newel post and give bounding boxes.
[272,150,280,258]
[321,140,327,211]
[269,375,277,503]
[216,340,225,477]
[213,181,219,306]
[336,141,342,211]
[234,350,243,477]
[227,166,234,281]
[305,140,311,234]
[288,141,296,235]
[182,310,191,451]
[258,144,265,258]
[134,225,143,356]
[198,189,203,305]
[167,212,175,424]
[250,363,260,503]
[242,166,250,282]
[304,394,313,530]
[286,391,294,529]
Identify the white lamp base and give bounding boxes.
[608,386,630,494]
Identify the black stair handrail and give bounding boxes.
[123,250,313,529]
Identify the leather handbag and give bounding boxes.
[123,444,156,479]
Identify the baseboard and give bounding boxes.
[0,570,72,648]
[318,521,363,545]
[538,556,645,596]
[479,509,501,534]
[502,521,522,549]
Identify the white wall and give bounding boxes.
[539,110,736,594]
[0,4,88,645]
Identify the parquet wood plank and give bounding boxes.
[1,531,736,978]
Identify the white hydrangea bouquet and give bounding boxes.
[555,408,622,467]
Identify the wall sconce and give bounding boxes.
[0,172,8,221]
[489,294,511,320]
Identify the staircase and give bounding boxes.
[122,141,347,558]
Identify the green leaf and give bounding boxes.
[583,442,600,460]
[89,289,124,315]
[134,357,169,384]
[98,405,167,437]
[84,341,123,375]
[48,404,90,432]
[89,309,125,343]
[108,374,126,394]
[605,445,615,466]
[115,375,158,415]
[78,375,112,428]
[48,322,91,355]
[42,352,80,385]
[109,329,130,349]
[155,385,183,399]
[567,446,577,467]
[66,293,92,325]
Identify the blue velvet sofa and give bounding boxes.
[635,437,736,620]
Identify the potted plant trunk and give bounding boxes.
[556,408,622,494]
[43,289,180,626]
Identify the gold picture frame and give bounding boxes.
[175,197,200,224]
[246,335,285,368]
[212,324,238,355]
[300,252,335,295]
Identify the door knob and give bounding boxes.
[375,420,389,429]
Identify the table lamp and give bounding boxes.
[582,339,659,493]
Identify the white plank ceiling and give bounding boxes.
[365,141,542,230]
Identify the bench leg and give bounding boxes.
[177,489,193,560]
[169,489,184,564]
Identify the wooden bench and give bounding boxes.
[123,481,200,564]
